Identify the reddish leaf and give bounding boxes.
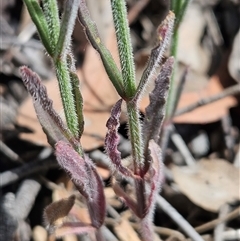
[55,141,106,228]
[19,66,77,147]
[105,99,133,178]
[135,11,175,100]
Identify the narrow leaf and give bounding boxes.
[135,11,175,100]
[55,141,106,228]
[142,57,174,170]
[55,59,80,140]
[42,0,60,52]
[84,155,106,228]
[44,195,75,228]
[69,71,84,138]
[55,141,92,199]
[55,0,80,59]
[105,99,133,178]
[19,66,78,147]
[144,140,163,218]
[23,0,53,55]
[139,140,163,241]
[111,0,136,98]
[78,0,125,98]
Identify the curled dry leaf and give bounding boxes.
[19,66,74,146]
[105,99,133,177]
[43,195,76,229]
[171,159,240,212]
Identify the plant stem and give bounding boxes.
[111,0,137,98]
[23,0,53,55]
[166,24,178,120]
[126,101,144,175]
[166,0,191,120]
[54,59,80,140]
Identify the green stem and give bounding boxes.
[54,59,79,139]
[23,0,52,55]
[166,27,178,120]
[78,0,125,98]
[111,0,136,98]
[126,101,144,175]
[42,0,60,53]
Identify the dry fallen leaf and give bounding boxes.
[171,159,240,212]
[173,75,237,123]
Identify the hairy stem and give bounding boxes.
[54,59,80,142]
[166,30,178,120]
[111,0,136,98]
[126,101,144,176]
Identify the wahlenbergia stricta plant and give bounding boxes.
[20,0,175,240]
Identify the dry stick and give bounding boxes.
[160,124,173,160]
[170,124,196,166]
[221,115,235,161]
[214,204,230,241]
[195,206,240,234]
[160,68,188,159]
[0,155,57,188]
[233,144,240,167]
[130,222,185,240]
[14,179,41,220]
[174,84,240,117]
[222,229,240,240]
[0,139,23,163]
[170,67,188,119]
[156,195,204,241]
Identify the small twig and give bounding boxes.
[98,226,118,241]
[0,156,57,188]
[195,206,240,234]
[14,179,41,220]
[233,144,240,167]
[130,222,185,240]
[221,115,235,161]
[171,67,188,119]
[156,195,204,241]
[170,125,196,166]
[222,229,240,240]
[128,0,150,25]
[0,139,23,163]
[175,84,240,117]
[160,123,173,160]
[214,204,230,241]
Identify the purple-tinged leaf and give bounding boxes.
[55,222,95,237]
[55,141,92,199]
[55,141,106,228]
[137,140,163,241]
[135,11,175,101]
[83,155,106,228]
[144,140,163,218]
[142,57,174,172]
[44,195,75,229]
[105,99,133,178]
[19,66,78,147]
